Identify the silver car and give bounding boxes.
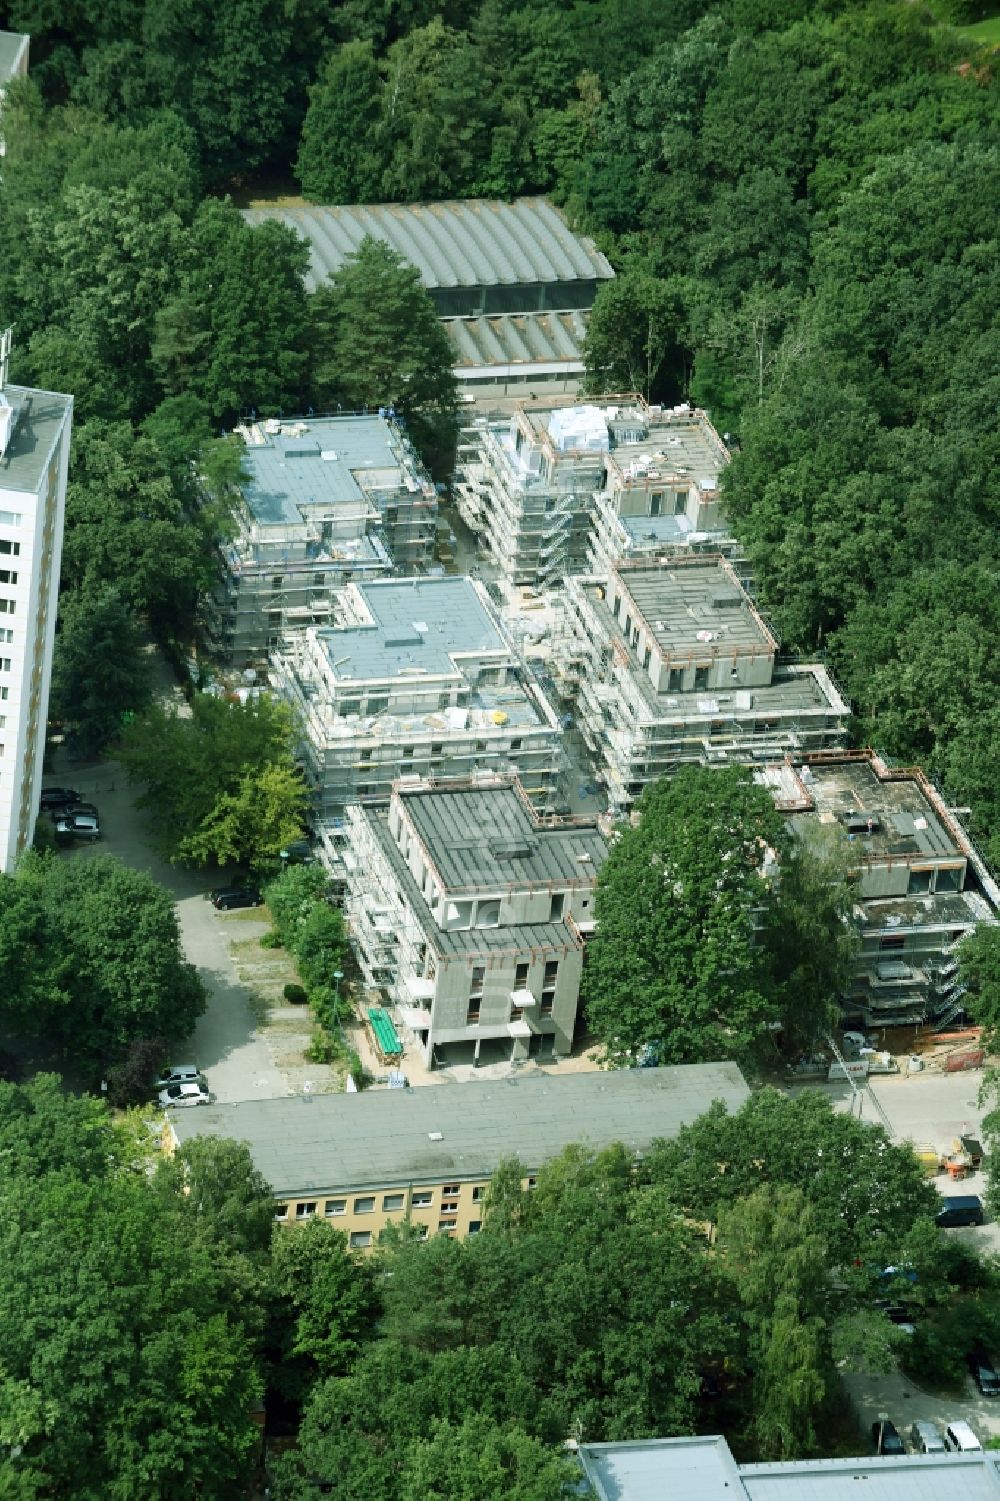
[153,1064,202,1089]
[158,1081,211,1109]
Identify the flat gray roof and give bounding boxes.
[741,1453,1000,1499]
[319,576,509,682]
[241,197,614,295]
[0,32,28,82]
[445,310,587,373]
[0,386,72,498]
[791,760,960,859]
[616,559,777,660]
[401,780,607,892]
[581,1437,744,1500]
[240,417,408,527]
[365,805,579,959]
[170,1063,750,1198]
[579,1439,1000,1501]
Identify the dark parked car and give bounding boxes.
[39,786,81,810]
[872,1418,905,1456]
[968,1348,1000,1397]
[50,800,98,821]
[936,1195,986,1228]
[210,885,263,911]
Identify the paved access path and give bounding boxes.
[53,744,286,1103]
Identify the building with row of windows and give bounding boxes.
[168,1063,750,1246]
[0,337,73,871]
[203,414,437,667]
[554,555,850,818]
[270,575,564,819]
[341,775,607,1069]
[455,397,732,588]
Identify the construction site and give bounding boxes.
[762,749,1000,1032]
[455,395,734,588]
[549,554,850,816]
[202,414,437,666]
[269,575,565,821]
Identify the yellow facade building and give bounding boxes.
[168,1063,749,1249]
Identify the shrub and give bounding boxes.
[264,864,330,948]
[306,1028,341,1065]
[283,983,308,1005]
[259,930,282,949]
[296,903,348,992]
[348,1050,367,1092]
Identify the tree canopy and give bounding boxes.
[0,853,205,1073]
[584,767,855,1066]
[309,237,458,473]
[120,693,308,869]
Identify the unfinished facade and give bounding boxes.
[342,776,607,1068]
[270,576,563,819]
[554,556,850,817]
[202,415,436,666]
[761,751,1000,1031]
[455,397,731,588]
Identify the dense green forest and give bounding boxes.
[2,0,999,859]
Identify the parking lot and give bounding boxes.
[51,749,290,1104]
[795,1067,1000,1448]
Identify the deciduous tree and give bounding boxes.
[583,768,787,1066]
[308,237,457,473]
[121,693,304,867]
[50,587,152,757]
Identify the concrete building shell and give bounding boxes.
[555,555,850,816]
[203,415,436,667]
[760,750,1000,1030]
[341,775,607,1069]
[455,396,733,588]
[269,575,564,820]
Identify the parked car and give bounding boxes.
[967,1348,1000,1397]
[50,800,98,821]
[39,786,81,810]
[871,1418,904,1456]
[210,885,263,911]
[152,1063,203,1090]
[54,813,102,841]
[910,1420,946,1454]
[944,1419,982,1452]
[158,1081,211,1109]
[936,1194,986,1228]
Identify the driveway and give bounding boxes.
[842,1362,1000,1450]
[50,749,287,1103]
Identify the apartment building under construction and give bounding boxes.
[554,555,850,816]
[455,396,732,588]
[760,750,1000,1032]
[342,775,607,1069]
[202,414,436,666]
[269,575,563,819]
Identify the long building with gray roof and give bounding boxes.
[168,1062,749,1246]
[241,197,613,311]
[242,197,613,394]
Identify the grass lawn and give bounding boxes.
[958,16,1000,41]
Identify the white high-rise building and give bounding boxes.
[0,331,73,870]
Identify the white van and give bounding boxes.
[945,1420,982,1453]
[910,1420,946,1454]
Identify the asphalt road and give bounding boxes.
[51,749,286,1103]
